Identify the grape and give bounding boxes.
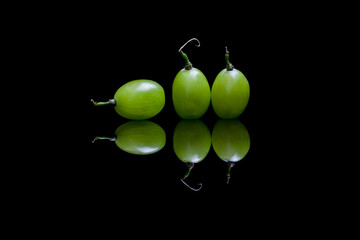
[173,120,211,164]
[211,119,250,183]
[92,79,165,120]
[211,47,249,119]
[114,120,165,155]
[93,120,166,155]
[173,119,211,191]
[172,38,210,119]
[173,68,210,119]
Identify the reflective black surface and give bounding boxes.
[90,118,253,191]
[14,3,337,234]
[85,116,254,192]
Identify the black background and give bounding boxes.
[17,2,340,232]
[73,26,273,189]
[62,10,299,197]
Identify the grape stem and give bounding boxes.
[91,99,116,106]
[181,179,203,191]
[180,162,202,191]
[225,46,234,71]
[92,136,116,143]
[178,38,200,70]
[226,162,236,184]
[178,38,200,52]
[183,162,194,179]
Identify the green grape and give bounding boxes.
[91,79,165,120]
[173,119,211,191]
[211,119,250,183]
[93,120,166,155]
[173,120,211,164]
[172,38,210,119]
[211,47,250,119]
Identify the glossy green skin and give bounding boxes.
[172,68,211,119]
[114,120,166,155]
[211,68,250,119]
[114,80,165,120]
[173,120,211,163]
[212,119,250,162]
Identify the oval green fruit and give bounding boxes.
[211,119,250,162]
[173,120,211,163]
[172,68,210,119]
[114,120,166,155]
[114,80,165,120]
[211,68,250,119]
